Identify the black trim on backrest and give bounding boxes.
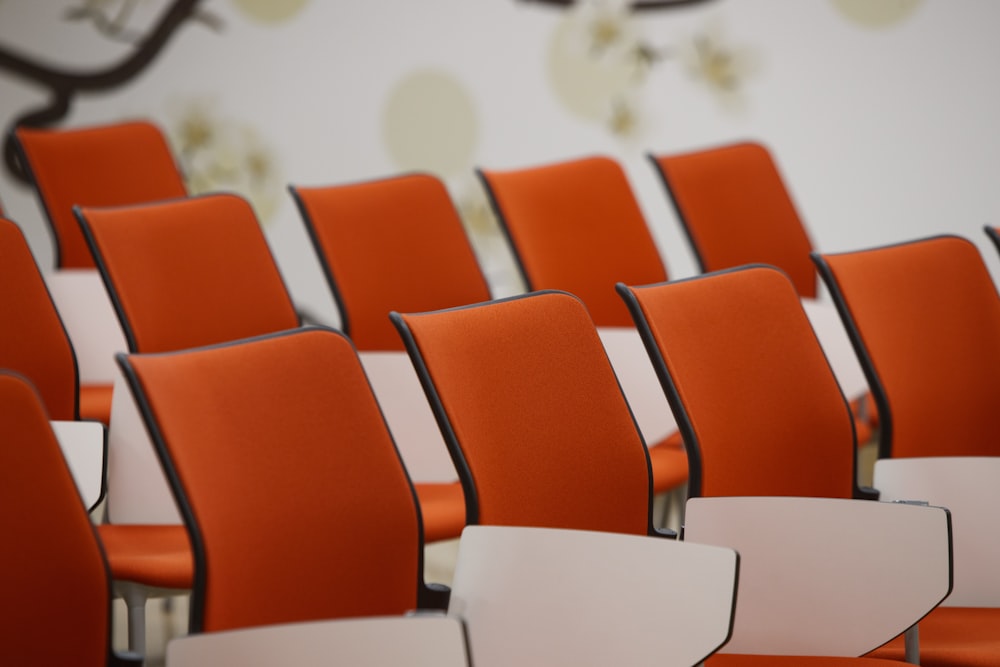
[287,184,352,337]
[809,234,975,461]
[76,203,142,353]
[474,167,534,293]
[618,263,869,499]
[390,289,667,537]
[76,192,302,355]
[984,225,1000,257]
[646,151,708,276]
[10,127,64,268]
[117,326,445,632]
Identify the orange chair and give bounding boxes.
[477,156,687,498]
[0,370,139,666]
[648,142,818,297]
[119,327,447,633]
[391,291,671,537]
[617,266,958,664]
[13,119,187,269]
[289,173,492,351]
[0,218,115,424]
[649,141,878,437]
[289,173,494,541]
[76,193,299,354]
[814,236,1000,667]
[0,217,85,422]
[617,266,867,500]
[813,235,1000,461]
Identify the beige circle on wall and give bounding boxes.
[382,68,478,177]
[831,0,923,28]
[547,10,636,122]
[231,0,310,25]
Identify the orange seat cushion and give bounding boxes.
[79,383,113,425]
[96,524,193,590]
[866,607,1000,666]
[414,481,466,543]
[648,432,689,494]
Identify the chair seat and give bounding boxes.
[866,607,1000,666]
[97,524,193,589]
[648,432,688,494]
[710,655,913,666]
[80,382,113,425]
[414,482,466,543]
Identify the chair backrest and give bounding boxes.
[0,217,79,420]
[813,235,1000,458]
[166,615,470,667]
[290,173,492,350]
[684,495,951,657]
[13,119,188,269]
[76,192,300,354]
[449,525,738,667]
[617,266,859,499]
[478,155,667,326]
[118,327,438,633]
[0,371,112,665]
[391,291,657,535]
[649,141,818,297]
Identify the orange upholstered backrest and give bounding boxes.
[650,142,818,298]
[120,328,425,632]
[393,291,654,535]
[814,235,1000,458]
[0,372,110,664]
[77,193,299,353]
[0,218,78,420]
[619,266,856,499]
[291,173,492,350]
[14,120,187,269]
[479,156,667,326]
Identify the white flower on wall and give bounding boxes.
[167,98,282,225]
[547,0,757,138]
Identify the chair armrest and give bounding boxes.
[163,615,469,666]
[683,495,952,657]
[50,419,107,512]
[874,456,1000,607]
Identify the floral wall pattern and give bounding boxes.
[0,0,996,326]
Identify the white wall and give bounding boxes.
[2,0,998,324]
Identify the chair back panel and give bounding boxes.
[0,218,78,420]
[292,173,491,350]
[620,266,856,498]
[394,291,653,534]
[15,120,187,268]
[78,193,300,353]
[0,372,110,664]
[815,235,1000,458]
[479,156,667,326]
[121,328,424,632]
[651,142,817,297]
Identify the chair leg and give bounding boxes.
[119,585,148,656]
[903,623,920,664]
